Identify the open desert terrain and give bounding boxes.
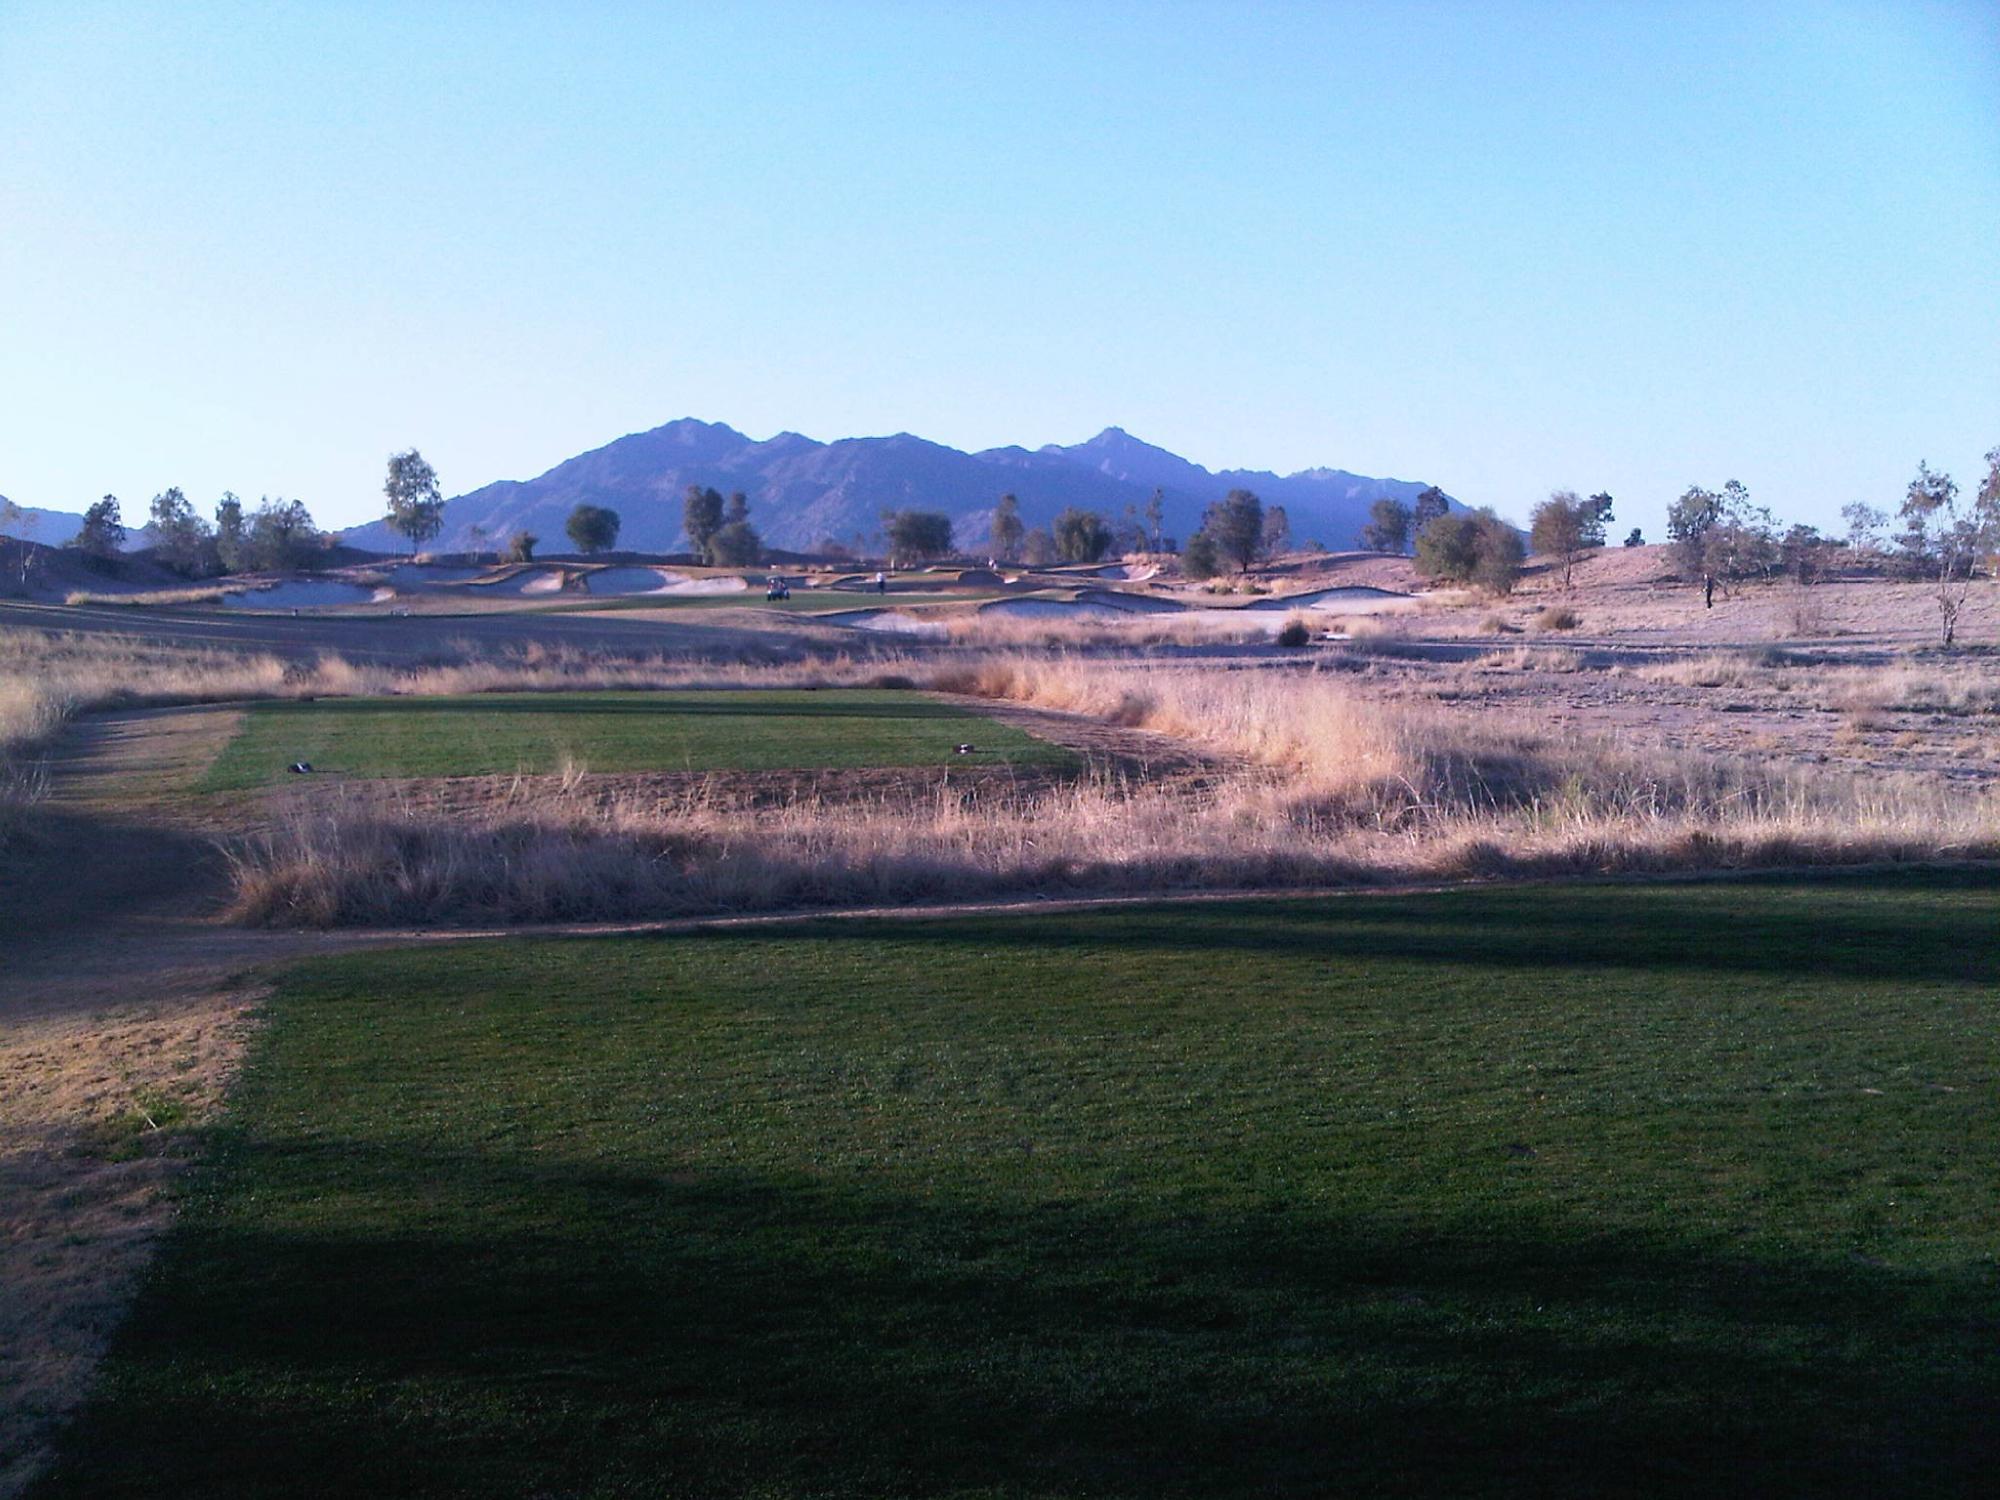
[4,545,1995,1497]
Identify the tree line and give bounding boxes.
[48,489,330,576]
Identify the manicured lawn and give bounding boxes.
[199,689,1070,788]
[42,874,2000,1497]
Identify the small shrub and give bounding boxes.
[1535,605,1580,631]
[1479,615,1522,635]
[1276,616,1313,648]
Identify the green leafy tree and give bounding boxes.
[1470,512,1526,594]
[1260,504,1291,561]
[725,491,750,526]
[990,494,1025,561]
[1115,503,1148,555]
[1979,444,2000,577]
[709,519,763,566]
[72,495,125,559]
[214,493,247,572]
[1021,526,1056,566]
[383,449,445,555]
[1144,488,1165,550]
[1053,507,1114,563]
[1415,508,1522,594]
[1202,489,1264,573]
[1779,524,1832,585]
[1181,529,1223,581]
[1412,486,1450,532]
[885,509,954,562]
[683,485,724,558]
[1711,481,1778,584]
[1841,502,1889,559]
[246,497,320,571]
[1898,460,1998,647]
[1666,485,1723,582]
[1362,498,1411,554]
[566,504,621,555]
[1529,490,1596,592]
[1624,527,1644,548]
[149,487,215,576]
[509,531,538,563]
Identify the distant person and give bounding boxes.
[1703,573,1715,609]
[874,571,886,594]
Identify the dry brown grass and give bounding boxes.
[941,612,1269,648]
[223,655,2000,927]
[0,988,257,1500]
[61,585,229,608]
[1534,605,1581,631]
[1472,646,1585,674]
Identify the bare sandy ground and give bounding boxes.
[0,707,383,1498]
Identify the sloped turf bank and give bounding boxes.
[37,874,2000,1498]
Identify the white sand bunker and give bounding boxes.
[983,590,1183,621]
[584,567,749,597]
[1093,562,1161,581]
[1244,586,1418,613]
[220,579,381,610]
[475,568,571,596]
[981,597,1143,621]
[824,609,948,637]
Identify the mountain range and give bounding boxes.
[338,420,1448,556]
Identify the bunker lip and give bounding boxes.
[373,564,489,587]
[582,567,750,597]
[821,609,949,637]
[1241,585,1418,612]
[979,589,1185,620]
[471,568,571,596]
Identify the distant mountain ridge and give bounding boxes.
[340,419,1450,555]
[0,498,90,546]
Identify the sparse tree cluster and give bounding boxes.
[989,494,1025,561]
[55,488,324,575]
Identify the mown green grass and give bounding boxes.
[41,874,2000,1497]
[199,689,1070,788]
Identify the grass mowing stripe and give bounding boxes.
[39,872,2000,1497]
[199,689,1072,788]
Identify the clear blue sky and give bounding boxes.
[3,1,1995,538]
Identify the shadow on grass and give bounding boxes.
[38,1133,2000,1499]
[697,869,2000,990]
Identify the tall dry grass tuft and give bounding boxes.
[223,758,2000,928]
[222,652,2000,926]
